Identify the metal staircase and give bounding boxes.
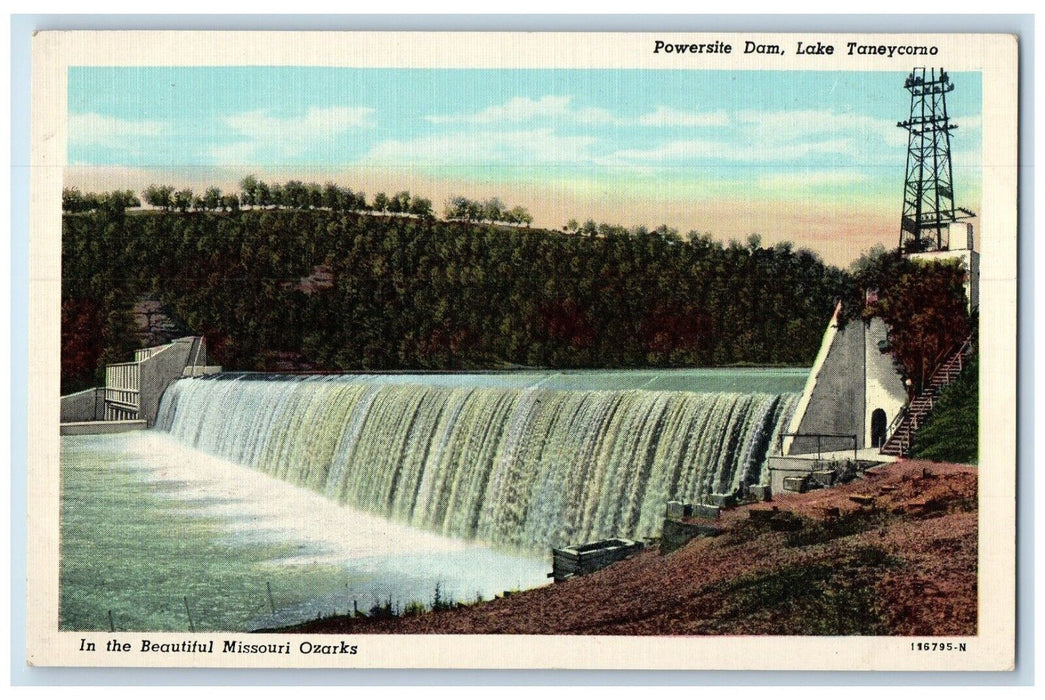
[880,336,974,457]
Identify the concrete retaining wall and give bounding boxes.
[138,337,205,426]
[551,539,644,581]
[60,420,147,435]
[60,388,105,422]
[767,455,819,494]
[60,336,212,430]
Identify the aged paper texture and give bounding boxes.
[28,30,1017,670]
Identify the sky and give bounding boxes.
[65,67,982,267]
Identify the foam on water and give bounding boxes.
[156,372,800,550]
[60,431,551,631]
[119,431,503,563]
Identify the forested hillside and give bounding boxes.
[61,186,851,392]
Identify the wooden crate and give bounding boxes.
[550,538,644,582]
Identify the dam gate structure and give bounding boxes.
[60,336,221,434]
[767,66,978,491]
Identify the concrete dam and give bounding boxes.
[153,372,800,551]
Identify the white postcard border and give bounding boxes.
[26,29,1019,671]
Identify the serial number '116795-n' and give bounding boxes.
[911,642,968,652]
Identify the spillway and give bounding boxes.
[155,372,800,551]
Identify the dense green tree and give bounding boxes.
[203,186,223,211]
[507,206,533,227]
[142,184,175,211]
[63,188,140,214]
[61,297,104,393]
[256,180,271,208]
[62,188,88,213]
[267,182,282,208]
[322,182,341,210]
[389,191,411,214]
[410,196,433,219]
[850,248,972,392]
[373,192,389,212]
[61,183,854,384]
[239,175,259,208]
[307,182,323,210]
[173,189,194,213]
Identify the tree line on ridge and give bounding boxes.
[59,180,971,398]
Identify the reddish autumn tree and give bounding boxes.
[866,258,971,393]
[61,298,104,394]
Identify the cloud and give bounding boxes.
[426,96,616,126]
[736,109,907,151]
[427,96,730,131]
[636,107,730,127]
[225,106,375,139]
[214,106,376,161]
[363,128,597,166]
[67,112,168,147]
[608,137,851,164]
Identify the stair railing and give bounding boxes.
[881,334,973,456]
[925,335,973,389]
[885,406,908,443]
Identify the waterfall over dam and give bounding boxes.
[155,373,800,551]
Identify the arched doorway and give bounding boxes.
[871,408,888,448]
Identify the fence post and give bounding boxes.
[184,596,195,633]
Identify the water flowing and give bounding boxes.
[156,373,799,551]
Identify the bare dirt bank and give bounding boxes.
[282,460,976,636]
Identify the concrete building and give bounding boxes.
[769,219,979,492]
[908,221,980,314]
[781,305,908,458]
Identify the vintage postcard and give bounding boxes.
[27,31,1017,670]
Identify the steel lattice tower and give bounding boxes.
[897,67,975,254]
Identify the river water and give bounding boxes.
[60,368,806,632]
